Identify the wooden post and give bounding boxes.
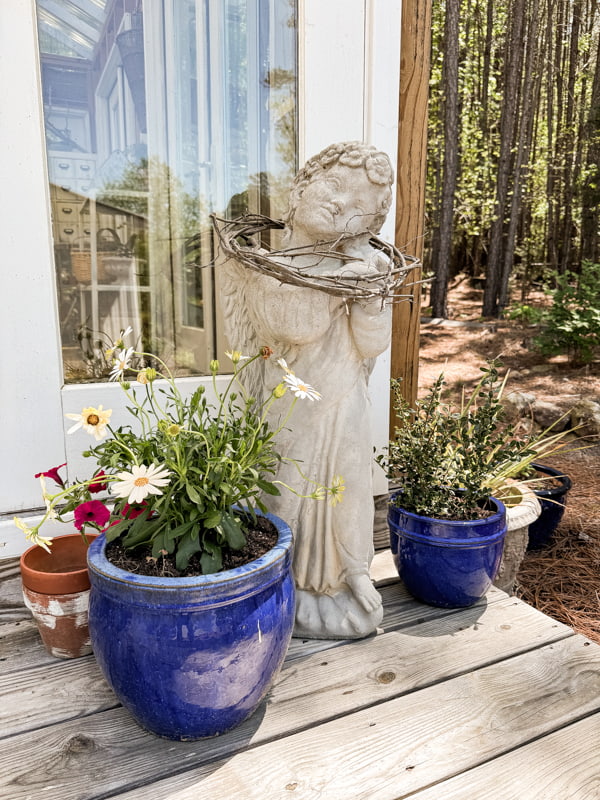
[391,0,432,436]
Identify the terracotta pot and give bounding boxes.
[20,534,96,659]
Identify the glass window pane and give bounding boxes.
[36,0,297,382]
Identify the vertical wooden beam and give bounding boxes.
[391,0,432,435]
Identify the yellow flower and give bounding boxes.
[65,405,112,440]
[14,517,53,552]
[166,424,181,437]
[329,475,345,506]
[225,350,250,365]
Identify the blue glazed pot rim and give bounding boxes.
[530,462,572,497]
[87,510,293,592]
[389,490,506,527]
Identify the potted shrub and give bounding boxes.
[376,362,554,607]
[15,335,340,740]
[377,362,594,605]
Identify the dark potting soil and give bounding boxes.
[105,515,279,578]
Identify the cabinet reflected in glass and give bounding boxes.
[36,0,297,382]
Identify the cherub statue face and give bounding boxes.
[289,163,390,243]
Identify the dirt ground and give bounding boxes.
[417,277,600,644]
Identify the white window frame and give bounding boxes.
[0,0,402,556]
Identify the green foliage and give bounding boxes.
[534,263,600,364]
[19,347,338,574]
[93,384,284,572]
[425,0,600,294]
[376,362,538,520]
[506,302,546,326]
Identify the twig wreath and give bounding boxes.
[210,213,423,304]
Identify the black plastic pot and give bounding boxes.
[526,462,572,550]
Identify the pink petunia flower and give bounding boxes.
[34,463,67,488]
[88,471,108,494]
[122,502,151,520]
[73,500,111,532]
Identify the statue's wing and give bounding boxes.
[218,255,267,402]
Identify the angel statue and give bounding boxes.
[217,141,399,639]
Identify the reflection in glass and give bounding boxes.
[36,0,297,382]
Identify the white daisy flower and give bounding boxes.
[65,406,112,440]
[113,326,133,349]
[111,463,171,504]
[283,374,322,401]
[276,357,293,374]
[109,347,135,381]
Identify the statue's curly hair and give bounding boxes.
[285,141,394,233]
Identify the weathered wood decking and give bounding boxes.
[2,500,600,800]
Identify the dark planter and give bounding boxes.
[20,534,96,659]
[526,462,572,550]
[87,512,295,740]
[388,492,507,608]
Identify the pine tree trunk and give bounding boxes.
[482,0,526,316]
[581,30,600,263]
[429,0,460,317]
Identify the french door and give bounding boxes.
[0,0,402,555]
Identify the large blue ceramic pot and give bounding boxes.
[87,512,295,740]
[388,492,507,608]
[526,462,572,550]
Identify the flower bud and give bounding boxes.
[145,368,157,382]
[273,383,287,399]
[210,359,219,373]
[136,370,148,384]
[167,424,181,437]
[260,346,274,359]
[121,381,131,390]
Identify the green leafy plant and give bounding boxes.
[16,339,342,574]
[534,263,600,364]
[376,361,580,520]
[506,302,546,326]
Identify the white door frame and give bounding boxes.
[0,0,402,556]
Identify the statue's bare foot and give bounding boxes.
[346,573,382,613]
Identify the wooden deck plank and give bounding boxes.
[0,599,577,799]
[0,558,30,624]
[0,618,61,673]
[408,711,600,800]
[0,655,116,738]
[109,635,600,800]
[0,590,567,740]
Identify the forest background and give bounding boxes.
[425,0,600,323]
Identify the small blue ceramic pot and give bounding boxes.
[526,462,571,550]
[87,512,295,740]
[388,492,507,608]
